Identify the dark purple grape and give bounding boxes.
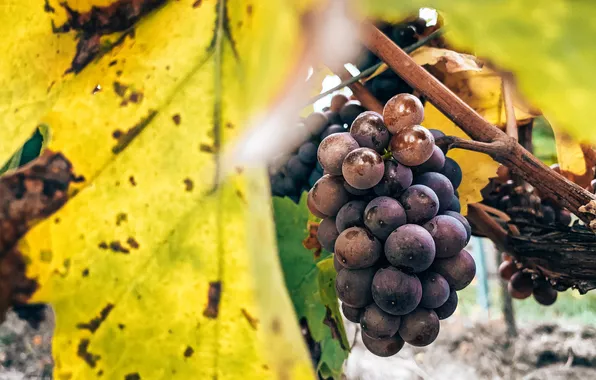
[533,282,557,306]
[445,195,461,213]
[335,266,376,308]
[317,217,339,252]
[390,125,435,166]
[440,157,462,189]
[325,111,343,126]
[432,249,476,290]
[399,184,439,224]
[342,303,363,323]
[305,112,329,136]
[384,224,435,273]
[383,94,424,134]
[317,133,359,176]
[398,308,440,347]
[320,124,345,140]
[361,304,401,339]
[498,260,517,281]
[435,289,458,320]
[339,101,366,126]
[344,181,372,196]
[349,111,390,153]
[342,148,385,190]
[414,145,445,173]
[334,227,382,268]
[557,209,572,226]
[373,160,413,197]
[361,329,405,357]
[307,190,327,219]
[311,175,350,216]
[298,142,318,165]
[414,172,454,213]
[391,25,417,47]
[508,272,533,299]
[287,155,311,181]
[364,196,407,240]
[270,173,285,197]
[541,205,556,224]
[371,77,412,104]
[429,129,445,140]
[423,215,468,259]
[308,170,323,187]
[281,174,299,195]
[419,272,450,309]
[444,211,471,243]
[336,200,367,232]
[372,267,422,315]
[333,254,345,272]
[330,94,349,113]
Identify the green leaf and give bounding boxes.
[274,195,349,379]
[359,0,596,142]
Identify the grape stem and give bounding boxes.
[361,23,596,229]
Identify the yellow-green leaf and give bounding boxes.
[6,0,317,379]
[551,121,586,176]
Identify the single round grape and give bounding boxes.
[342,148,385,190]
[533,282,558,306]
[385,224,435,273]
[270,173,285,197]
[335,266,376,308]
[390,125,435,166]
[432,249,476,290]
[443,211,471,243]
[423,215,468,259]
[339,101,366,126]
[311,175,350,216]
[317,133,359,176]
[440,157,463,189]
[333,254,345,272]
[445,195,461,213]
[414,145,445,173]
[344,181,372,196]
[330,94,350,112]
[383,94,424,134]
[320,124,345,140]
[325,111,343,126]
[414,172,454,213]
[342,303,363,323]
[361,303,401,339]
[373,160,413,197]
[399,185,439,224]
[361,329,405,357]
[372,267,422,315]
[281,174,299,195]
[391,24,417,46]
[508,272,533,299]
[419,272,450,309]
[541,205,556,224]
[335,227,382,268]
[398,308,440,347]
[349,111,391,153]
[557,209,572,226]
[318,217,339,252]
[305,112,329,136]
[364,196,407,240]
[371,77,412,104]
[298,142,318,165]
[429,129,445,140]
[287,155,311,181]
[308,170,323,187]
[336,200,367,232]
[498,260,517,281]
[435,289,458,320]
[307,190,328,219]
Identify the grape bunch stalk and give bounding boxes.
[309,93,475,357]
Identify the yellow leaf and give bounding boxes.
[411,47,482,74]
[551,121,586,176]
[422,104,499,215]
[7,0,315,379]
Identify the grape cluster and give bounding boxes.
[499,253,558,305]
[270,95,367,203]
[309,93,475,357]
[355,19,427,104]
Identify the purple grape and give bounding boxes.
[333,254,344,272]
[413,145,445,173]
[334,227,382,268]
[311,175,350,216]
[398,308,440,347]
[435,289,458,319]
[361,303,401,339]
[308,170,323,187]
[344,181,372,196]
[440,157,462,189]
[361,329,405,357]
[287,155,311,181]
[342,148,385,190]
[305,112,329,136]
[372,267,422,315]
[444,211,471,243]
[429,129,445,140]
[339,101,366,126]
[336,200,367,232]
[414,172,454,213]
[384,224,436,273]
[317,217,339,252]
[432,249,476,290]
[349,111,391,153]
[423,215,468,259]
[445,195,461,213]
[335,266,376,308]
[399,184,439,224]
[364,196,407,240]
[298,142,318,165]
[325,110,343,126]
[317,133,359,175]
[373,160,413,197]
[320,124,346,140]
[419,272,450,309]
[342,304,363,323]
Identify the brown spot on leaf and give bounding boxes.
[112,130,123,139]
[199,144,215,153]
[192,0,202,7]
[235,189,246,204]
[124,373,141,380]
[247,5,253,15]
[226,122,233,129]
[109,241,130,254]
[172,114,181,125]
[82,268,89,277]
[116,212,127,226]
[97,370,104,376]
[112,110,157,154]
[271,318,281,334]
[77,339,100,368]
[76,303,114,333]
[241,308,258,330]
[302,221,322,259]
[118,323,125,330]
[109,60,117,66]
[113,81,128,97]
[65,34,101,74]
[92,84,102,94]
[129,91,143,104]
[183,346,194,358]
[323,306,346,350]
[126,237,140,249]
[44,0,55,13]
[129,176,137,186]
[203,282,222,319]
[98,241,108,250]
[183,178,194,192]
